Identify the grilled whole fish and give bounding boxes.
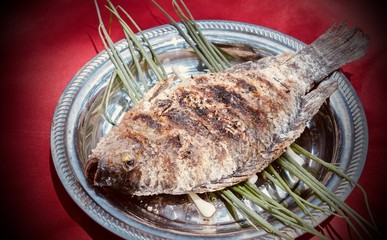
[85,24,368,196]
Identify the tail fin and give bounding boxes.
[286,23,369,82]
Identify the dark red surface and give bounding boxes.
[1,0,386,239]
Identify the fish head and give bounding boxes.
[85,151,140,189]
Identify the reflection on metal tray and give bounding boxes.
[51,20,368,239]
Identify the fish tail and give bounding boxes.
[287,23,369,82]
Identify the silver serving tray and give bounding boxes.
[51,20,368,239]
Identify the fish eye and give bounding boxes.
[122,158,135,171]
[125,159,135,167]
[121,153,135,171]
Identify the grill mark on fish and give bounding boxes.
[177,86,244,140]
[222,73,287,119]
[122,130,148,146]
[167,134,182,148]
[219,73,258,93]
[180,76,294,166]
[234,77,257,92]
[132,114,162,131]
[221,73,286,115]
[176,78,277,144]
[178,89,210,118]
[209,84,265,124]
[155,99,173,112]
[163,108,210,137]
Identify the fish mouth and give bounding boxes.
[85,157,100,185]
[84,158,114,187]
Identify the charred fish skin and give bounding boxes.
[85,24,369,196]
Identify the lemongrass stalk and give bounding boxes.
[235,187,328,240]
[219,189,292,239]
[151,0,216,72]
[116,5,168,79]
[180,18,222,72]
[97,25,141,102]
[173,0,231,69]
[95,0,140,102]
[233,185,295,220]
[222,200,246,228]
[97,23,135,94]
[267,209,327,240]
[277,156,368,240]
[106,2,165,83]
[270,212,325,238]
[180,18,222,71]
[207,192,217,203]
[96,7,138,92]
[101,71,119,125]
[152,0,211,68]
[219,190,263,232]
[172,2,223,71]
[284,150,377,232]
[265,167,339,217]
[127,39,148,92]
[264,170,332,216]
[262,168,315,220]
[113,3,167,79]
[235,183,330,240]
[263,167,328,214]
[275,158,343,214]
[278,156,358,217]
[277,157,363,237]
[220,194,247,227]
[171,1,221,71]
[291,143,377,229]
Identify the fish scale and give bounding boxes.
[85,24,369,196]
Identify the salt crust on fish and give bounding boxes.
[85,24,369,196]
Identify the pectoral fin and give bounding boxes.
[281,79,338,148]
[297,80,338,124]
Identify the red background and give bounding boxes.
[1,0,386,239]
